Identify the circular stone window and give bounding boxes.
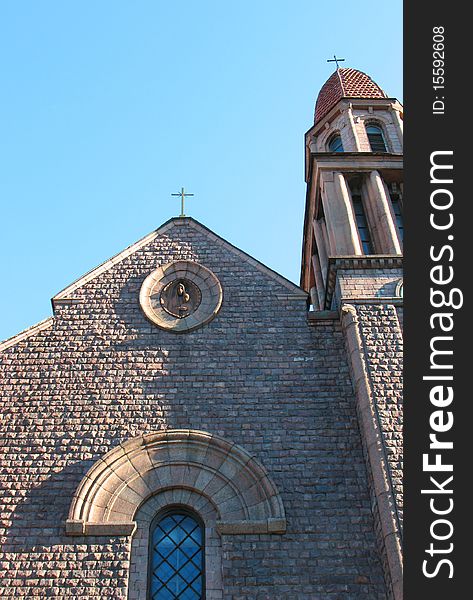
[139,261,223,333]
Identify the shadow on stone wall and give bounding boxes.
[3,460,92,553]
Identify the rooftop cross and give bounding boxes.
[327,54,346,69]
[171,187,194,217]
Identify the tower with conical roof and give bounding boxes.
[301,67,404,599]
[301,67,404,307]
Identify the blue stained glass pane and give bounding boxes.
[181,563,198,580]
[180,517,197,532]
[181,589,200,600]
[149,512,204,599]
[154,561,173,582]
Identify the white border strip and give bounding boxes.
[0,317,54,353]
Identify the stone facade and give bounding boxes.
[1,218,389,598]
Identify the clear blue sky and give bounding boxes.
[0,1,402,341]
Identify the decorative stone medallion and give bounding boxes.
[159,279,202,318]
[140,260,223,333]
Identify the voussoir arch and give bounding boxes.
[66,429,286,536]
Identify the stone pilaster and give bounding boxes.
[321,171,363,256]
[363,170,402,254]
[341,303,403,600]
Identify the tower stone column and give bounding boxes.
[364,170,402,254]
[321,171,362,255]
[313,217,329,283]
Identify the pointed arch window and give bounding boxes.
[328,133,344,152]
[149,509,205,600]
[366,124,388,152]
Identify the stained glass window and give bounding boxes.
[149,511,204,600]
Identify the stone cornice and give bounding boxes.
[340,297,403,306]
[328,255,403,269]
[312,153,403,173]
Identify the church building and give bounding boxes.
[0,67,403,599]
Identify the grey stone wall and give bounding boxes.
[0,219,388,598]
[334,268,403,309]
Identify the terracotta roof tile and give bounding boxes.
[314,68,387,124]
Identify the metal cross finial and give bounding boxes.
[171,187,194,217]
[327,54,346,69]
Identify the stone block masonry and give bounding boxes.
[0,218,388,598]
[356,304,403,527]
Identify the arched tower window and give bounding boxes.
[328,133,344,152]
[149,509,204,600]
[366,124,388,152]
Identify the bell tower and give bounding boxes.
[301,67,404,310]
[301,67,404,600]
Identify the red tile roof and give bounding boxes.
[314,68,387,124]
